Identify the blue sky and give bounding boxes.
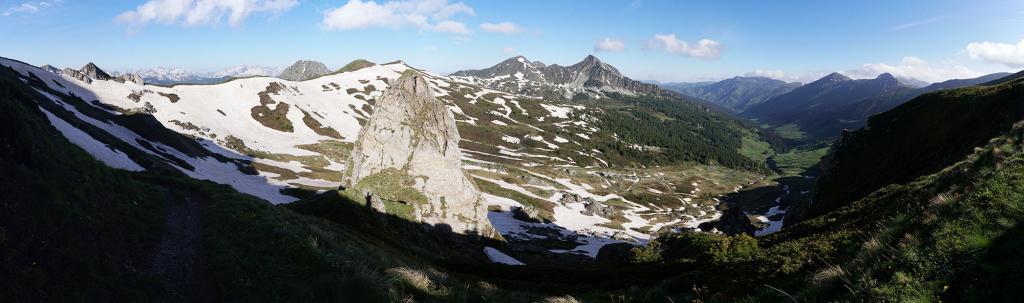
[2,0,1023,82]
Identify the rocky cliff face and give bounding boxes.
[277,60,330,81]
[114,73,145,85]
[343,69,495,237]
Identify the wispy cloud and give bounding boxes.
[890,15,948,31]
[647,34,722,59]
[2,0,60,17]
[321,0,476,35]
[479,22,522,34]
[116,0,298,30]
[594,37,625,52]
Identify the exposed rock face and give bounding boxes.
[277,60,330,81]
[115,73,145,85]
[559,192,620,218]
[61,68,92,83]
[80,62,111,80]
[343,70,495,237]
[698,207,756,236]
[40,64,61,74]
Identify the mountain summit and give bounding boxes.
[343,70,495,237]
[277,60,330,81]
[80,62,111,80]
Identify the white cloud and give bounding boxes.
[321,0,476,35]
[647,34,722,59]
[115,0,297,28]
[889,15,947,31]
[2,0,60,17]
[479,22,522,34]
[501,46,516,55]
[843,56,981,83]
[594,37,625,52]
[433,20,471,34]
[966,38,1024,68]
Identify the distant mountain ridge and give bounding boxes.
[114,64,285,85]
[746,72,910,124]
[451,55,669,98]
[665,76,801,112]
[757,72,1014,141]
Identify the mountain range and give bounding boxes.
[451,55,668,98]
[664,71,1015,143]
[113,64,285,85]
[664,76,802,112]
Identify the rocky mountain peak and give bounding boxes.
[80,62,111,80]
[873,73,899,85]
[875,72,896,81]
[277,60,330,81]
[343,70,495,238]
[114,73,145,85]
[40,64,60,74]
[815,72,851,84]
[571,54,620,75]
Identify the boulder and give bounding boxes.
[596,242,637,264]
[342,69,495,238]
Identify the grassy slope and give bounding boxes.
[588,93,772,170]
[769,146,829,176]
[635,123,1024,302]
[0,77,166,301]
[806,79,1024,223]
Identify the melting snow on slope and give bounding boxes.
[38,107,145,171]
[540,104,572,119]
[483,247,526,265]
[755,185,790,236]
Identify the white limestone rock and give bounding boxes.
[343,69,495,237]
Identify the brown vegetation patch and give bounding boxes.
[158,92,180,103]
[299,108,342,139]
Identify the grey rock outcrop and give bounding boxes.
[277,60,330,81]
[560,192,620,218]
[40,64,61,74]
[115,73,145,85]
[698,207,756,236]
[61,68,92,84]
[343,69,495,237]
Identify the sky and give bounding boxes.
[2,0,1024,83]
